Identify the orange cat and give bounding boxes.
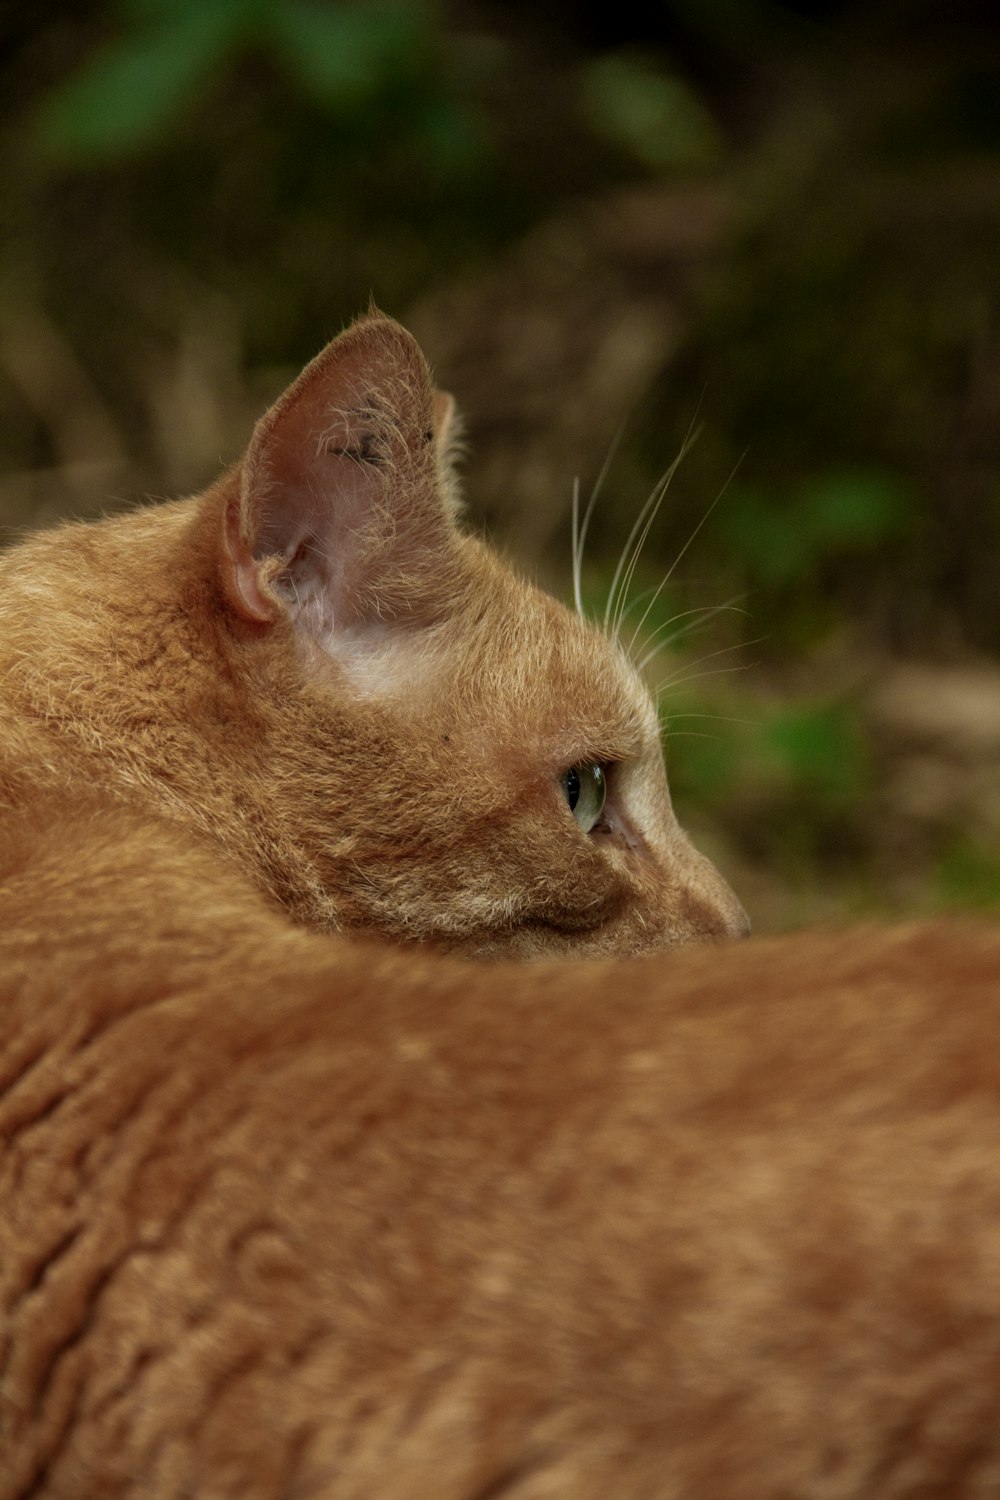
[0,314,745,956]
[2,314,999,1499]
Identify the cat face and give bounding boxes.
[214,315,748,956]
[0,314,745,958]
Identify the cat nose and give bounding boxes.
[712,883,752,941]
[672,841,751,944]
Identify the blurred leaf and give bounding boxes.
[763,702,868,806]
[122,0,252,20]
[271,1,428,109]
[35,0,445,162]
[721,470,907,587]
[664,725,738,803]
[665,690,869,821]
[580,51,721,172]
[719,489,803,587]
[800,470,907,545]
[36,4,246,160]
[936,840,1000,910]
[410,94,485,178]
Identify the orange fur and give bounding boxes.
[0,315,745,955]
[2,315,999,1498]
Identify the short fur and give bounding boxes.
[2,316,1000,1499]
[0,315,745,957]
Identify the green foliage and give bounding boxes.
[35,0,460,164]
[668,695,869,811]
[269,2,429,110]
[665,690,871,869]
[761,701,868,809]
[37,3,240,158]
[720,470,908,589]
[935,840,1000,911]
[580,51,721,173]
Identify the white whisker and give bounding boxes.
[651,653,761,699]
[642,629,764,681]
[605,583,675,636]
[572,417,629,619]
[625,451,746,660]
[653,662,756,716]
[604,430,699,644]
[635,599,748,671]
[659,729,729,742]
[662,712,759,728]
[610,476,672,646]
[602,471,674,637]
[571,476,582,617]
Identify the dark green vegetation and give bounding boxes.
[2,1,999,928]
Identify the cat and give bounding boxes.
[0,313,747,958]
[2,313,1000,1500]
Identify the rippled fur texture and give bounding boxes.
[3,316,1000,1499]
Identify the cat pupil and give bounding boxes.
[562,766,581,812]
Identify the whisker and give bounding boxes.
[661,449,747,588]
[662,712,759,727]
[602,481,664,635]
[625,449,747,660]
[572,417,629,619]
[610,582,672,629]
[641,630,765,680]
[571,476,582,617]
[610,473,673,646]
[652,659,756,710]
[605,403,707,641]
[633,599,748,670]
[604,428,700,643]
[659,729,730,742]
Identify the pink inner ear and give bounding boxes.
[219,316,448,636]
[222,493,280,624]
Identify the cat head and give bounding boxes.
[211,313,748,957]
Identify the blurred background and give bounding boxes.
[2,0,999,931]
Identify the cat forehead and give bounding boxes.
[313,572,658,759]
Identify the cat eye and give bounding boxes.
[560,761,607,834]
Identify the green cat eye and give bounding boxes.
[560,761,607,834]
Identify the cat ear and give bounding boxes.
[221,315,457,636]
